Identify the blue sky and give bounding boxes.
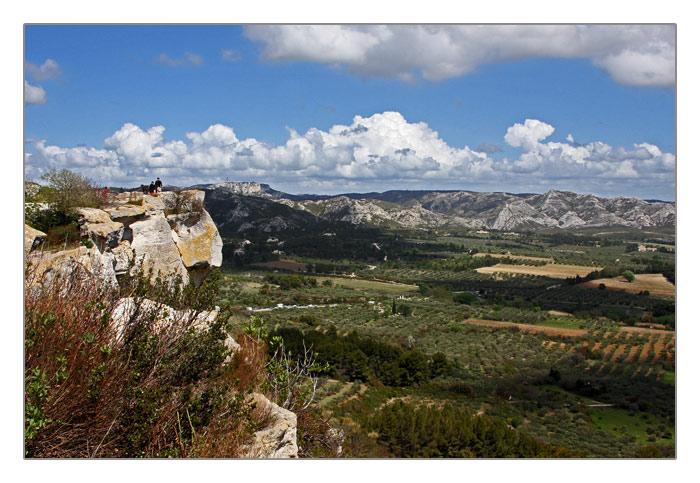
[24,24,676,200]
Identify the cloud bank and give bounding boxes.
[25,112,675,199]
[243,25,675,87]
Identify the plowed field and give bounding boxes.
[463,319,587,337]
[580,273,675,297]
[476,263,601,279]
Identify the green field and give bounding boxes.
[216,226,675,458]
[587,407,675,445]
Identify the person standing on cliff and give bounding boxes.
[148,181,155,194]
[155,177,163,193]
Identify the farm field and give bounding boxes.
[463,318,588,337]
[476,263,601,278]
[250,259,308,271]
[580,273,675,297]
[587,407,675,445]
[217,226,675,458]
[476,262,602,278]
[314,276,419,295]
[473,253,554,263]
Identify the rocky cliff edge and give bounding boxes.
[25,190,223,287]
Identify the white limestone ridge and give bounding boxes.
[25,190,223,287]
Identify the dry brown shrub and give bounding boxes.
[230,333,268,392]
[25,264,129,457]
[24,261,261,458]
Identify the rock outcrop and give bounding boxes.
[24,224,47,254]
[110,296,220,340]
[241,392,298,458]
[25,190,223,287]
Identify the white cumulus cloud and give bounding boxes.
[505,119,556,152]
[502,118,673,182]
[24,81,47,104]
[243,25,675,87]
[24,112,675,198]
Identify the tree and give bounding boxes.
[431,352,450,378]
[397,304,412,317]
[41,168,102,215]
[622,270,636,283]
[454,292,478,305]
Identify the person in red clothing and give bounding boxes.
[103,186,109,198]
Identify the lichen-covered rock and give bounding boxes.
[110,297,219,339]
[115,192,145,205]
[24,224,46,254]
[86,247,118,288]
[77,207,112,224]
[81,221,124,252]
[129,212,189,285]
[160,191,178,214]
[105,203,148,223]
[174,190,205,213]
[111,240,134,275]
[25,189,222,288]
[169,209,223,269]
[142,194,166,214]
[241,393,298,458]
[27,245,117,288]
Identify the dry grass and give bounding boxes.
[462,318,587,337]
[620,326,674,336]
[476,263,601,279]
[580,273,675,297]
[230,333,268,392]
[548,310,573,317]
[250,259,308,272]
[473,253,554,263]
[316,276,418,294]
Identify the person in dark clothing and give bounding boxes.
[148,181,155,194]
[141,184,149,194]
[155,177,163,192]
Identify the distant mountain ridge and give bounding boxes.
[195,182,676,234]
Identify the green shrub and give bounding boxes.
[41,168,105,214]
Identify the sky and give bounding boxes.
[24,24,676,200]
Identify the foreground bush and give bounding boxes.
[24,264,264,458]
